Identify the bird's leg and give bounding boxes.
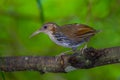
[56,47,77,61]
[71,47,79,56]
[58,50,72,56]
[72,47,77,52]
[83,43,88,49]
[80,43,88,54]
[57,47,77,56]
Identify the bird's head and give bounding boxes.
[30,22,58,38]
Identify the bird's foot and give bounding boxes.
[55,52,66,62]
[55,50,72,61]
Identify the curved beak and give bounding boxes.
[29,30,42,38]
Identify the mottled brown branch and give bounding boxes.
[0,46,120,73]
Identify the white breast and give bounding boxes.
[46,32,82,48]
[48,33,71,48]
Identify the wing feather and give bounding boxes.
[59,24,97,42]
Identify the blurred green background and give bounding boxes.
[0,0,120,80]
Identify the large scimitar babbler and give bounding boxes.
[30,22,99,51]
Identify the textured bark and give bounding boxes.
[0,46,120,73]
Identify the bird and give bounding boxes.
[30,22,99,51]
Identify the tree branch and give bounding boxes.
[0,46,120,73]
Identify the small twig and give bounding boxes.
[36,0,45,24]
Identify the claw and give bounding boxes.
[55,50,72,61]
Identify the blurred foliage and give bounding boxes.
[0,0,120,80]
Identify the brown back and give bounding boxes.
[58,23,97,42]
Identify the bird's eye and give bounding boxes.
[43,26,47,29]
